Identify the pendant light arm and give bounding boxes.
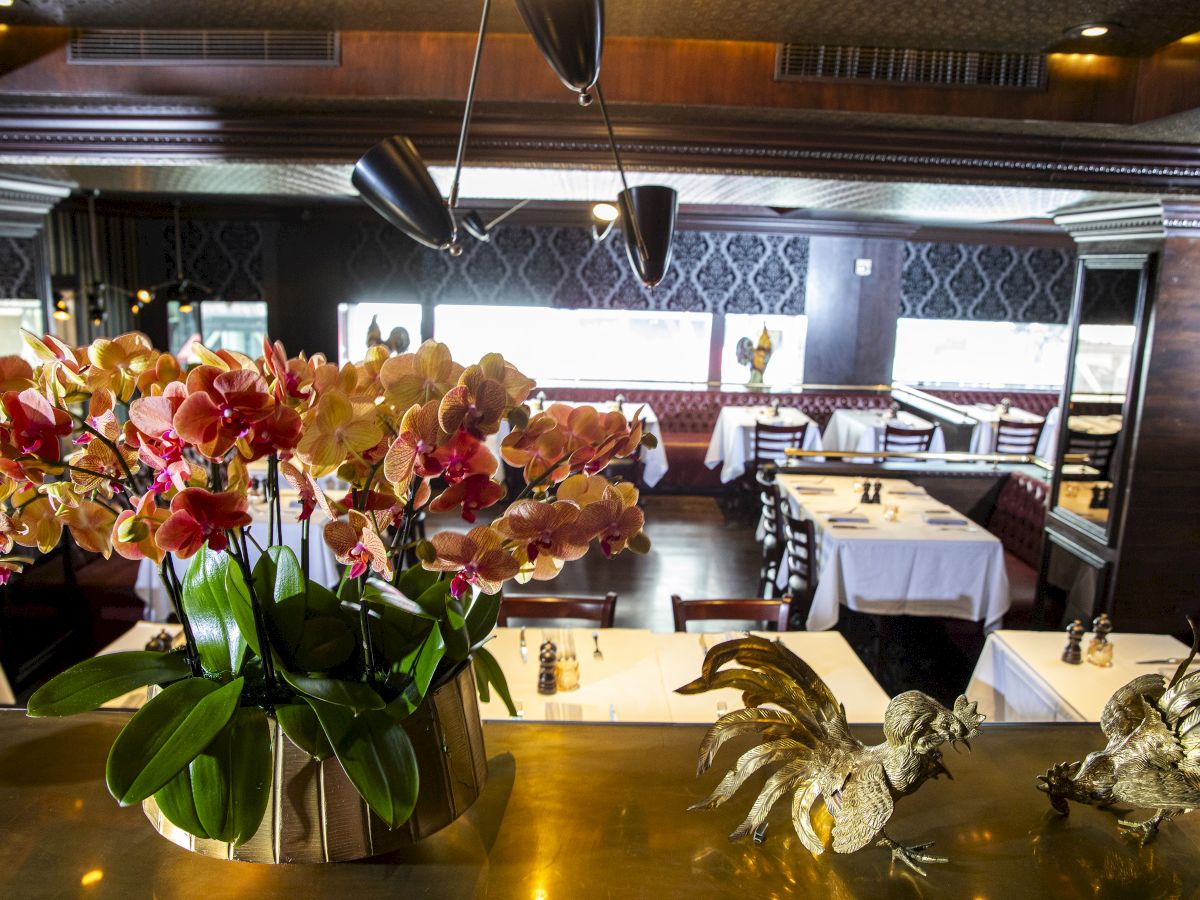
[485,198,533,229]
[594,83,649,264]
[172,202,185,282]
[86,189,103,287]
[449,0,492,211]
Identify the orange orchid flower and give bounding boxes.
[0,387,72,462]
[379,340,463,411]
[62,500,117,559]
[565,482,646,558]
[323,509,393,580]
[0,356,34,392]
[11,492,62,554]
[383,400,445,493]
[438,365,509,437]
[424,525,520,600]
[112,493,169,564]
[428,472,505,523]
[127,383,192,494]
[155,488,253,558]
[87,332,157,403]
[494,499,590,580]
[173,367,277,460]
[0,511,20,554]
[134,351,183,397]
[499,413,570,488]
[295,390,383,477]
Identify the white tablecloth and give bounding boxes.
[1037,407,1123,460]
[822,409,946,460]
[493,401,668,488]
[0,662,12,705]
[962,404,1046,454]
[777,475,1010,632]
[967,629,1190,722]
[703,406,824,482]
[477,627,889,724]
[136,509,340,622]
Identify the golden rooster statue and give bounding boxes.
[677,636,984,876]
[1037,619,1200,845]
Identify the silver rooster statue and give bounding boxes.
[1037,618,1200,845]
[677,636,984,876]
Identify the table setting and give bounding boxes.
[1037,407,1123,459]
[961,402,1046,454]
[703,404,823,482]
[775,474,1010,631]
[822,408,946,460]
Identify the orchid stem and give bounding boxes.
[358,573,377,687]
[233,528,277,694]
[160,556,200,675]
[300,517,310,581]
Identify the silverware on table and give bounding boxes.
[592,630,603,661]
[832,524,875,530]
[1137,658,1198,666]
[519,627,528,663]
[699,633,709,653]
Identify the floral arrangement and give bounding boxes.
[17,333,651,842]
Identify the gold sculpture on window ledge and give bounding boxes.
[677,636,984,876]
[1038,618,1200,845]
[736,324,774,388]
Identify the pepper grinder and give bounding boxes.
[860,481,873,504]
[870,480,882,504]
[1062,619,1085,664]
[1086,613,1114,667]
[537,635,558,695]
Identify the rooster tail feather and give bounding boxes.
[791,778,825,856]
[696,707,808,775]
[729,758,813,842]
[689,738,810,811]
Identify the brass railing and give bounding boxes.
[780,447,1088,474]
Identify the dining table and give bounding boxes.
[775,474,1011,632]
[703,404,823,482]
[967,629,1191,722]
[1037,407,1123,459]
[822,408,946,460]
[134,497,340,623]
[491,399,669,487]
[94,621,889,723]
[961,402,1047,454]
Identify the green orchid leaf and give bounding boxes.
[262,593,306,669]
[106,676,244,807]
[364,580,434,621]
[472,646,517,717]
[28,651,191,717]
[279,669,385,713]
[413,578,452,619]
[276,702,333,760]
[397,564,439,602]
[253,546,305,606]
[465,590,502,649]
[183,550,249,674]
[190,707,272,846]
[386,629,446,719]
[153,766,209,840]
[440,595,470,662]
[302,581,343,617]
[222,558,258,659]
[294,616,356,672]
[305,698,419,830]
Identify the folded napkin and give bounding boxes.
[887,488,927,496]
[826,514,870,524]
[923,513,969,526]
[793,485,835,494]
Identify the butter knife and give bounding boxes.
[1137,657,1197,665]
[519,627,528,663]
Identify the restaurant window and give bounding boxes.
[169,300,268,366]
[337,301,423,365]
[0,298,45,364]
[434,305,713,384]
[720,314,807,387]
[1072,324,1136,395]
[892,318,1071,388]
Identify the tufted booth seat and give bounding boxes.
[985,472,1050,621]
[923,388,1059,418]
[538,388,891,491]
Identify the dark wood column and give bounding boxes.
[801,236,903,386]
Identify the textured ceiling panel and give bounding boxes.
[8,1,1200,55]
[0,161,1149,225]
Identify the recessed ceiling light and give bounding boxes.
[1079,24,1109,38]
[592,202,619,223]
[0,1,14,8]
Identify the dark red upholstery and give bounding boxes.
[539,388,890,490]
[987,472,1050,569]
[923,388,1059,418]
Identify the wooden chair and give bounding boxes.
[993,417,1045,455]
[497,593,618,628]
[671,595,791,633]
[1066,428,1119,478]
[751,421,809,471]
[883,423,935,453]
[756,468,785,598]
[781,509,817,626]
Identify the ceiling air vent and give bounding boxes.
[776,44,1046,90]
[67,30,340,66]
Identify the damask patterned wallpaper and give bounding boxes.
[0,237,39,299]
[345,223,809,315]
[900,241,1075,324]
[142,219,270,300]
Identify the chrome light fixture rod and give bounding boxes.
[594,82,647,263]
[449,0,492,211]
[172,202,185,282]
[483,198,532,229]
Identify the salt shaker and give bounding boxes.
[1062,619,1085,665]
[537,635,558,695]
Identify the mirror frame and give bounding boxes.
[1050,253,1153,545]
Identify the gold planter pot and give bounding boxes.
[143,663,488,863]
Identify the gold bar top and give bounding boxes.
[1,710,1197,898]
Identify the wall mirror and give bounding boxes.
[1051,255,1150,542]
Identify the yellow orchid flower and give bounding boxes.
[296,390,383,477]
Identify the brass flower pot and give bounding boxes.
[142,663,488,863]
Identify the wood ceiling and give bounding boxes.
[9,1,1200,55]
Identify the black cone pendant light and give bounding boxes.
[618,186,677,288]
[352,0,495,254]
[513,0,604,105]
[353,137,456,251]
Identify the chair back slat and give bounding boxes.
[498,593,618,628]
[671,595,790,632]
[882,423,935,452]
[993,417,1045,455]
[1066,429,1118,477]
[752,421,809,466]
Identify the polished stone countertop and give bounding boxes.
[0,710,1197,898]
